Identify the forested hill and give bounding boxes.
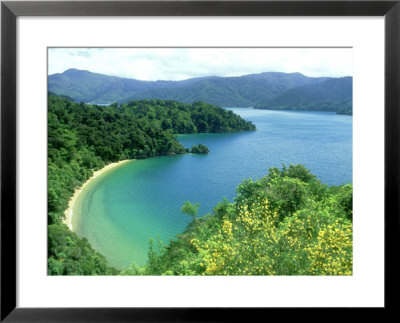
[255,77,353,115]
[48,69,331,106]
[48,94,255,275]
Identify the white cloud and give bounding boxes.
[48,47,352,80]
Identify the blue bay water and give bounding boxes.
[73,108,352,269]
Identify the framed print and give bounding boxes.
[1,0,399,321]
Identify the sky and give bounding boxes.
[48,47,352,81]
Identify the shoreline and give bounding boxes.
[63,159,132,231]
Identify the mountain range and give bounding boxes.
[48,69,352,114]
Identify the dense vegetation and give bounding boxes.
[49,69,334,107]
[255,77,353,115]
[121,99,255,133]
[123,164,352,276]
[48,224,119,275]
[190,144,210,154]
[48,93,255,275]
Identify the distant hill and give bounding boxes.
[48,68,185,104]
[123,72,332,107]
[255,77,353,115]
[48,69,331,107]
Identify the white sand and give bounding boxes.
[63,159,132,231]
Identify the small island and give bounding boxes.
[190,144,210,154]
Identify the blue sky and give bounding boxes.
[48,47,352,81]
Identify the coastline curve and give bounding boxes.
[63,159,132,231]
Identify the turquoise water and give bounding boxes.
[73,108,352,269]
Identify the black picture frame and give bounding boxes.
[1,0,399,321]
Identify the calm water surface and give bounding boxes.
[73,108,352,269]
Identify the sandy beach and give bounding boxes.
[63,159,132,231]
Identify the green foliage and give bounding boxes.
[120,262,146,275]
[121,99,256,133]
[329,184,353,220]
[181,201,200,218]
[48,224,119,275]
[136,164,352,276]
[190,144,210,154]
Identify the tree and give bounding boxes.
[181,201,200,220]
